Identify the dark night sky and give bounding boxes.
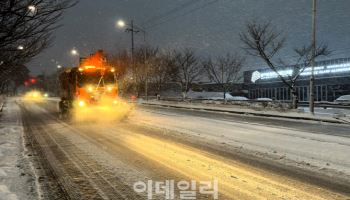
[28,0,350,75]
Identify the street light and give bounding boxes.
[57,65,62,69]
[17,45,24,50]
[70,48,79,67]
[28,5,37,14]
[71,49,78,56]
[116,20,125,28]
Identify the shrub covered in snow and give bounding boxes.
[187,91,248,101]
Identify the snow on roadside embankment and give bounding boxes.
[0,98,37,200]
[139,99,350,124]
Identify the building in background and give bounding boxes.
[244,57,350,102]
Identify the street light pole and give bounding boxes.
[309,0,316,114]
[143,33,149,101]
[130,20,135,64]
[56,65,62,96]
[124,20,140,69]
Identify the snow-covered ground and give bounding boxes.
[0,99,37,200]
[301,106,350,117]
[186,91,248,100]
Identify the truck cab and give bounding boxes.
[58,50,119,118]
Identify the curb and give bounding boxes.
[140,102,348,125]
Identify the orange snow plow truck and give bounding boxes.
[58,50,128,120]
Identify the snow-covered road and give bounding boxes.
[4,98,350,199]
[133,105,350,181]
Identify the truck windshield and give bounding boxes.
[77,71,115,86]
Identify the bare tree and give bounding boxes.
[173,49,202,99]
[149,51,177,94]
[0,64,29,94]
[0,0,76,94]
[109,50,130,79]
[108,50,131,96]
[0,0,76,49]
[203,53,244,101]
[133,46,158,97]
[240,20,329,108]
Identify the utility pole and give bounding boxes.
[144,51,149,101]
[130,20,135,64]
[125,20,139,70]
[309,0,316,114]
[119,19,147,98]
[125,20,137,96]
[125,20,136,74]
[143,33,149,101]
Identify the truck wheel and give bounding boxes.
[58,100,70,120]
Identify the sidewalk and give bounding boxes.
[0,99,37,200]
[138,99,350,124]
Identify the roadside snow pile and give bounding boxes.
[184,92,292,111]
[0,99,37,200]
[335,95,350,103]
[187,91,248,101]
[256,98,273,101]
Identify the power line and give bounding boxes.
[145,0,219,30]
[249,50,350,68]
[141,0,201,26]
[249,46,350,65]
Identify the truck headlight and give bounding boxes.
[87,86,94,92]
[78,100,85,107]
[107,86,113,92]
